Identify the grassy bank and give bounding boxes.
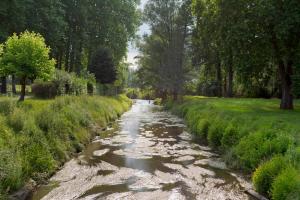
[167,97,300,200]
[0,95,131,199]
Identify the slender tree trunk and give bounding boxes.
[216,62,222,97]
[65,33,71,71]
[227,64,233,97]
[224,75,227,97]
[279,60,294,110]
[173,90,178,101]
[1,77,7,94]
[161,89,168,102]
[19,76,26,101]
[12,75,17,94]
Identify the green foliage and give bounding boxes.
[271,167,300,200]
[153,98,162,105]
[235,130,293,170]
[125,88,155,100]
[196,119,210,138]
[0,98,16,115]
[137,0,193,99]
[252,156,289,197]
[89,47,116,84]
[0,31,55,79]
[221,124,240,149]
[126,88,142,99]
[0,95,131,195]
[191,0,300,109]
[32,70,96,98]
[167,96,300,196]
[31,82,57,99]
[0,149,23,192]
[207,119,225,148]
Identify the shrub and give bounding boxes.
[32,82,57,98]
[234,130,293,170]
[252,155,289,197]
[154,98,162,105]
[32,70,96,98]
[126,88,142,99]
[271,167,300,200]
[7,108,27,132]
[0,98,16,115]
[196,119,210,138]
[286,147,300,168]
[22,142,56,178]
[207,119,224,147]
[0,149,23,192]
[221,124,240,149]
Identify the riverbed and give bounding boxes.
[29,100,253,200]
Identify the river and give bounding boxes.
[29,100,253,200]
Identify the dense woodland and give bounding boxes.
[136,0,300,110]
[0,0,140,99]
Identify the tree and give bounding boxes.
[0,31,55,101]
[138,0,192,101]
[255,0,300,109]
[88,47,116,84]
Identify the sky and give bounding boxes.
[127,0,150,69]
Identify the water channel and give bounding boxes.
[29,100,253,200]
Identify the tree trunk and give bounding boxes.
[12,75,17,94]
[279,60,294,110]
[1,77,7,94]
[19,77,26,101]
[161,89,168,102]
[227,64,233,97]
[173,90,178,101]
[216,62,222,97]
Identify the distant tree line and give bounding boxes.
[136,0,300,109]
[0,0,140,95]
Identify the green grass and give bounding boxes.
[167,96,300,199]
[0,95,131,198]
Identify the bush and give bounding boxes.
[252,156,289,197]
[32,82,57,98]
[221,124,240,149]
[153,98,162,105]
[0,98,16,115]
[286,147,300,168]
[234,130,293,170]
[0,149,23,192]
[207,119,224,147]
[126,88,142,99]
[7,108,27,132]
[271,167,300,200]
[32,70,96,98]
[196,119,210,138]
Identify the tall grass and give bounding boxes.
[167,96,300,199]
[0,95,131,197]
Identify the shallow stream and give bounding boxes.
[29,100,253,200]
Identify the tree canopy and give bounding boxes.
[89,47,116,84]
[0,31,55,101]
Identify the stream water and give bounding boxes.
[29,100,253,200]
